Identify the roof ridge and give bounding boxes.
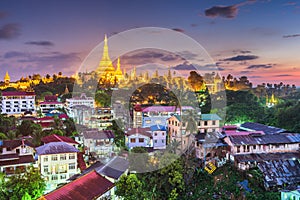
[53,134,63,142]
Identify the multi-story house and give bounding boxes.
[38,95,63,115]
[198,114,222,133]
[133,105,194,128]
[89,107,113,130]
[65,93,94,118]
[0,139,35,175]
[150,125,167,149]
[36,142,79,192]
[82,129,115,159]
[0,91,36,116]
[167,115,195,152]
[41,134,79,149]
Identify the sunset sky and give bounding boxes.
[0,0,299,86]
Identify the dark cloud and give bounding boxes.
[25,41,54,46]
[223,55,258,61]
[233,49,252,54]
[0,23,20,39]
[240,70,253,74]
[205,5,238,18]
[283,34,300,38]
[274,74,292,77]
[172,62,219,71]
[172,28,184,33]
[121,50,184,65]
[4,51,28,59]
[176,50,200,61]
[247,64,272,69]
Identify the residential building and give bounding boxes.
[125,127,152,149]
[0,91,36,116]
[68,156,129,199]
[224,133,300,170]
[133,105,194,128]
[65,93,94,118]
[89,107,113,130]
[150,125,167,149]
[41,134,79,148]
[40,170,114,200]
[38,95,63,115]
[167,115,195,152]
[0,139,35,175]
[82,129,115,159]
[198,114,222,133]
[36,142,79,192]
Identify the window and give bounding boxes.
[51,175,58,180]
[253,145,256,150]
[43,156,48,162]
[182,122,186,127]
[51,155,58,161]
[44,165,49,173]
[139,138,144,143]
[154,132,158,136]
[130,138,136,143]
[237,146,240,153]
[69,163,76,170]
[60,155,66,160]
[212,121,216,125]
[154,140,157,143]
[161,139,165,143]
[69,154,75,160]
[204,121,208,126]
[60,174,67,180]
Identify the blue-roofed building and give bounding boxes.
[281,188,300,200]
[150,125,167,149]
[36,142,79,192]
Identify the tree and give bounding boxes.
[115,174,144,200]
[1,167,45,200]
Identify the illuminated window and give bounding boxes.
[139,138,144,143]
[130,138,136,143]
[44,156,48,162]
[60,155,66,160]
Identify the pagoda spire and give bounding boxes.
[102,34,110,61]
[97,34,114,74]
[4,71,10,84]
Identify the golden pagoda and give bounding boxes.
[4,71,10,85]
[96,34,123,83]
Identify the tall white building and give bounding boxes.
[0,91,36,115]
[65,93,94,118]
[36,142,79,192]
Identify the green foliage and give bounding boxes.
[0,167,46,200]
[95,90,111,107]
[115,174,144,200]
[106,119,125,147]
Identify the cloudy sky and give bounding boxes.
[0,0,299,85]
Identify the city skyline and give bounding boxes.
[0,0,299,86]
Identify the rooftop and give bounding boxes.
[240,122,286,135]
[83,130,115,140]
[201,113,222,121]
[36,142,79,155]
[125,127,152,138]
[42,170,114,200]
[41,134,78,145]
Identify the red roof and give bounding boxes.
[39,101,63,105]
[38,116,54,121]
[77,152,86,171]
[44,95,58,101]
[1,139,34,149]
[1,91,35,96]
[43,170,114,200]
[58,114,68,119]
[125,127,152,138]
[41,134,78,145]
[0,155,34,167]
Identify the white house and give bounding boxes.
[39,95,63,114]
[125,127,152,149]
[1,91,36,116]
[150,125,167,149]
[65,93,94,118]
[36,142,79,192]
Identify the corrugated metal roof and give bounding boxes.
[201,114,222,121]
[240,122,286,135]
[36,142,79,155]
